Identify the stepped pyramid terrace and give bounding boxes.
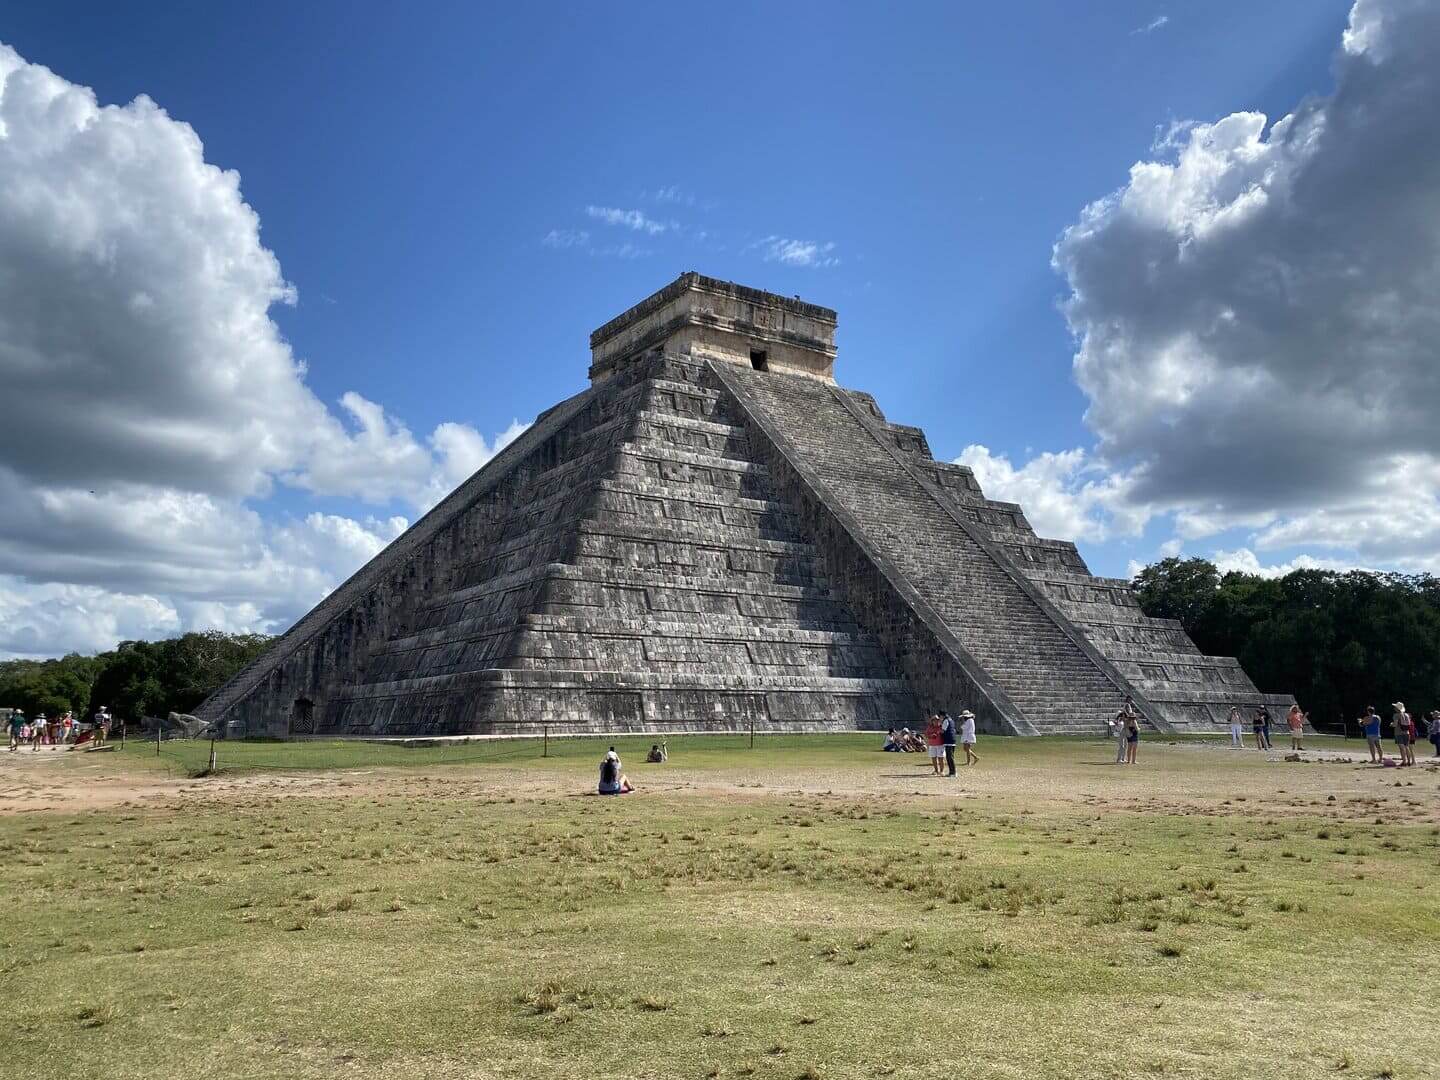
[197,273,1293,738]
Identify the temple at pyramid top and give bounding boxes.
[590,272,838,385]
[197,271,1293,740]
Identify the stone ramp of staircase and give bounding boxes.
[713,362,1154,735]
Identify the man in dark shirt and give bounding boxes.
[940,712,957,777]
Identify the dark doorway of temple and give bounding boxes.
[750,349,769,371]
[290,697,316,735]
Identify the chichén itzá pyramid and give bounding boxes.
[196,273,1292,738]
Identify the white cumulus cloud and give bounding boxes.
[955,445,1148,543]
[0,42,526,657]
[998,0,1440,573]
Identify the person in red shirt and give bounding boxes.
[924,715,945,776]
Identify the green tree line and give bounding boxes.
[0,631,272,721]
[1133,558,1440,732]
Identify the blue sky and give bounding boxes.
[6,0,1438,656]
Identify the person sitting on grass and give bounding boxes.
[883,728,903,752]
[598,748,633,795]
[645,743,667,763]
[901,728,926,753]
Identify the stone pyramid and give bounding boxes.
[197,273,1291,738]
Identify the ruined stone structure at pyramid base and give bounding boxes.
[197,273,1294,739]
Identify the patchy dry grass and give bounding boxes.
[0,735,1437,1078]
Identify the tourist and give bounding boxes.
[7,711,24,751]
[1287,705,1306,751]
[31,714,47,750]
[1392,703,1415,767]
[1111,703,1131,765]
[924,715,945,775]
[645,743,666,763]
[1252,708,1267,751]
[598,747,633,795]
[900,728,924,753]
[1362,706,1382,763]
[94,707,110,747]
[959,709,979,766]
[941,711,958,776]
[1124,711,1140,765]
[1260,706,1273,750]
[1427,710,1440,758]
[1228,706,1244,749]
[883,728,902,752]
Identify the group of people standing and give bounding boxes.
[1110,696,1142,764]
[5,708,111,751]
[1358,703,1437,766]
[1219,700,1440,765]
[1223,704,1307,751]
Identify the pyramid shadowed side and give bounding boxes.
[202,354,918,737]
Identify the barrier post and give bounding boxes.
[750,714,755,750]
[156,720,161,757]
[543,724,548,758]
[208,737,217,773]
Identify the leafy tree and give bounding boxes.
[1,631,273,724]
[1133,559,1440,732]
[87,632,273,721]
[1132,558,1221,632]
[0,653,103,717]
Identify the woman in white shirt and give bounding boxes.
[959,710,979,765]
[1228,707,1244,749]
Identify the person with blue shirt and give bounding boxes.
[1361,706,1382,764]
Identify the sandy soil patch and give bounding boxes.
[3,739,1436,821]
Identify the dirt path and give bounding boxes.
[2,740,1436,819]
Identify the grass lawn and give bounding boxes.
[1,734,1436,1079]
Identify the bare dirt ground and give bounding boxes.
[2,739,1436,822]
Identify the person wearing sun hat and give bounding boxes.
[1392,702,1415,767]
[959,710,979,766]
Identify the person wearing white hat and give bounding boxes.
[959,710,979,766]
[1392,702,1415,767]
